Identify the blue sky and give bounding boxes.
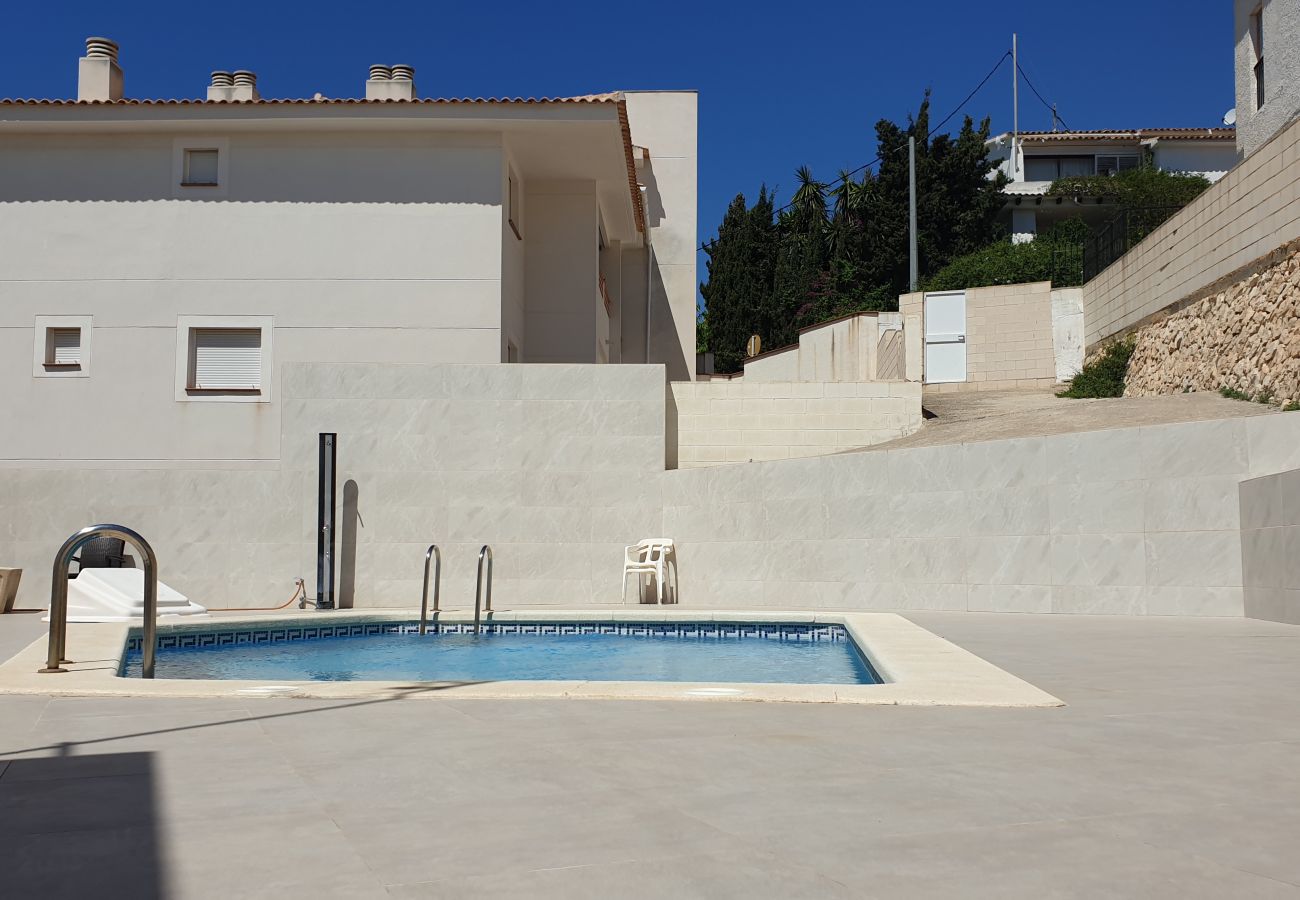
[3,1,1235,303]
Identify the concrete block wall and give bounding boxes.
[1084,114,1300,348]
[1240,467,1300,625]
[670,380,923,468]
[963,282,1056,386]
[900,283,1056,392]
[661,412,1300,615]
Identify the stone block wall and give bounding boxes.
[1125,240,1300,404]
[670,380,923,468]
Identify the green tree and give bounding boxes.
[699,187,778,373]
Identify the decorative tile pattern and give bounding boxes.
[124,621,850,653]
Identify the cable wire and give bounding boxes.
[698,49,1013,253]
[1015,61,1071,132]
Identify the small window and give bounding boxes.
[189,328,261,392]
[183,149,220,186]
[507,168,521,239]
[45,328,81,368]
[1252,8,1265,109]
[1095,155,1140,176]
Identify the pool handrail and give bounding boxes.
[474,544,493,633]
[42,524,158,679]
[418,544,442,635]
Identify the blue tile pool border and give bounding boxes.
[120,620,881,682]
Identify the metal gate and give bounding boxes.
[923,291,967,384]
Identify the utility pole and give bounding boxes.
[1012,33,1019,179]
[1051,103,1058,133]
[908,135,918,292]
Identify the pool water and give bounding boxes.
[121,623,880,685]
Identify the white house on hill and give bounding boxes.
[986,128,1238,242]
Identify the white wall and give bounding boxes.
[523,181,599,363]
[623,92,697,382]
[3,360,1299,618]
[0,363,666,611]
[1240,466,1300,624]
[1051,288,1084,382]
[662,413,1300,615]
[1235,0,1300,159]
[1151,142,1237,181]
[0,132,505,460]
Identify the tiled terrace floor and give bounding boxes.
[2,610,1299,898]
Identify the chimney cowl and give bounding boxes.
[230,70,260,101]
[390,64,414,81]
[84,37,119,61]
[210,70,233,87]
[368,64,392,81]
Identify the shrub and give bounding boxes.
[1045,167,1211,209]
[1284,401,1300,412]
[1219,386,1252,401]
[1057,340,1134,398]
[923,219,1088,291]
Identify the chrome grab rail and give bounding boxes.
[473,545,493,634]
[42,524,158,679]
[418,544,441,635]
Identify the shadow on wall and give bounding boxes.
[650,258,691,382]
[642,159,666,230]
[2,751,167,898]
[339,479,361,610]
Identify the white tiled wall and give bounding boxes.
[1240,467,1300,625]
[660,413,1300,616]
[4,361,1300,617]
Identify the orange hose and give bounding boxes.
[207,578,309,612]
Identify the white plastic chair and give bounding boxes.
[622,539,677,604]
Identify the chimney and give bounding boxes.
[207,71,233,102]
[365,65,392,100]
[365,64,415,101]
[231,70,259,102]
[78,37,123,101]
[389,65,415,100]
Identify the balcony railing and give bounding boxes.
[1083,206,1181,282]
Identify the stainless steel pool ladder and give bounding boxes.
[41,524,158,679]
[474,545,493,634]
[418,544,441,635]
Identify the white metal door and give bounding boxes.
[923,291,967,384]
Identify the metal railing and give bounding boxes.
[42,524,158,679]
[418,544,441,635]
[1083,206,1181,282]
[473,545,493,634]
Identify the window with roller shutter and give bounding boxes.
[45,328,81,367]
[189,328,261,391]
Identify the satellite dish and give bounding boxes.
[1223,108,1237,126]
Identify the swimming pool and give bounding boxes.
[121,620,880,685]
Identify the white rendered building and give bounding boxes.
[0,38,698,463]
[986,128,1238,242]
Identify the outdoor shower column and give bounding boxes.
[317,432,337,609]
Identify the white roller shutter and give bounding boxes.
[48,328,81,365]
[192,328,261,390]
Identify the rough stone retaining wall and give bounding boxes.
[1125,239,1300,404]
